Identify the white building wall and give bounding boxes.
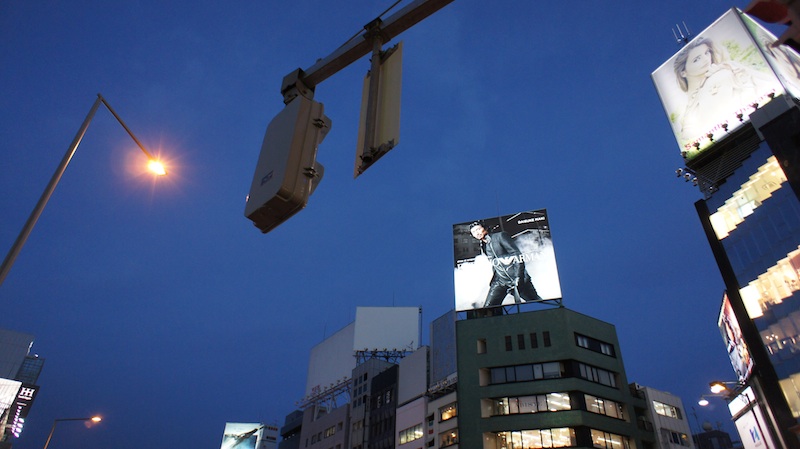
[396,396,427,449]
[398,346,428,406]
[427,391,458,449]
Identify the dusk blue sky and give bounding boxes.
[0,1,775,447]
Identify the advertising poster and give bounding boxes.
[730,391,776,449]
[652,9,783,161]
[220,422,264,449]
[718,292,754,382]
[453,209,561,312]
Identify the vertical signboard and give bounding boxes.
[729,387,777,449]
[452,209,561,312]
[718,292,754,382]
[6,384,38,439]
[652,8,786,161]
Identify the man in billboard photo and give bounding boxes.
[469,221,541,307]
[673,36,776,145]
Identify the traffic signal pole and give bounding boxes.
[280,0,454,104]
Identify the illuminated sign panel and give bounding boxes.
[652,8,793,161]
[729,387,776,449]
[718,293,754,382]
[452,209,561,312]
[220,422,265,449]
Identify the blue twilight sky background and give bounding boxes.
[0,1,779,447]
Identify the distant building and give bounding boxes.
[0,328,43,445]
[633,385,694,449]
[694,425,735,449]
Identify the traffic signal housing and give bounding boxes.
[244,95,331,233]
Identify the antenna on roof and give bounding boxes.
[672,21,692,45]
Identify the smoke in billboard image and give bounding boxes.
[453,209,562,312]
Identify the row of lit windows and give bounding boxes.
[739,245,800,319]
[591,429,631,449]
[586,394,624,419]
[492,428,576,449]
[488,393,571,416]
[483,392,623,420]
[488,428,631,449]
[709,155,786,239]
[399,423,423,445]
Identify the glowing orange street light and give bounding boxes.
[42,416,103,449]
[0,93,166,289]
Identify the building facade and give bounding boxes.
[455,307,653,449]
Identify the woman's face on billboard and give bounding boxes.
[683,44,712,78]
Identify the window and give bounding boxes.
[399,424,423,444]
[490,393,571,416]
[505,336,513,351]
[661,429,690,446]
[530,333,538,348]
[518,334,526,349]
[439,429,459,447]
[578,363,618,388]
[575,333,616,357]
[585,394,624,419]
[653,401,682,419]
[494,428,576,449]
[324,425,336,438]
[543,331,551,347]
[477,338,487,354]
[440,403,457,421]
[489,362,564,385]
[591,429,630,449]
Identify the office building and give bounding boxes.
[455,306,653,449]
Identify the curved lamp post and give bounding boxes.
[42,416,102,449]
[0,93,166,289]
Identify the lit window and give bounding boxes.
[653,401,682,419]
[399,424,423,445]
[439,429,459,447]
[440,403,457,421]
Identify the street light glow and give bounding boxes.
[148,159,166,176]
[91,416,102,423]
[709,381,728,394]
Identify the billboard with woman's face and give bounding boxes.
[452,209,561,312]
[652,8,791,161]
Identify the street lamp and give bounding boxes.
[0,93,166,288]
[42,416,102,449]
[701,380,771,449]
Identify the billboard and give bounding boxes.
[718,292,754,383]
[353,306,419,352]
[453,209,561,312]
[729,387,776,449]
[652,8,790,161]
[220,423,266,449]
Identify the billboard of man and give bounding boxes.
[453,209,561,311]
